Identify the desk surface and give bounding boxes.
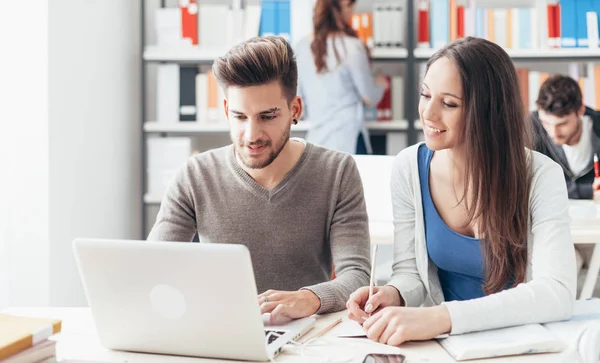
[2,307,566,363]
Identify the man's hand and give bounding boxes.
[593,178,600,201]
[258,289,321,325]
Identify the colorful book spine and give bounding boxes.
[430,0,449,48]
[180,0,198,45]
[417,0,430,48]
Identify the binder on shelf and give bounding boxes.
[157,64,180,124]
[259,0,277,36]
[546,0,561,48]
[417,0,430,48]
[561,0,578,48]
[277,0,291,41]
[155,8,184,47]
[430,0,449,49]
[290,0,314,46]
[180,0,198,45]
[179,66,198,122]
[587,11,599,49]
[575,0,593,47]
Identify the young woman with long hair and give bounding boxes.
[347,37,576,345]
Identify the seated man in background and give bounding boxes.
[148,36,371,323]
[530,74,600,272]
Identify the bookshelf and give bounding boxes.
[143,120,420,134]
[414,47,600,61]
[141,0,600,235]
[144,45,408,63]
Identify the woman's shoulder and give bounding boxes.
[528,149,563,177]
[392,142,424,173]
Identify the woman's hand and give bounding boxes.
[363,305,452,346]
[346,285,402,323]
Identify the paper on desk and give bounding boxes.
[331,319,449,340]
[330,319,367,337]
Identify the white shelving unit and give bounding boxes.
[144,120,420,134]
[414,47,600,61]
[144,45,407,63]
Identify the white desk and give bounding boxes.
[569,200,600,299]
[3,307,564,363]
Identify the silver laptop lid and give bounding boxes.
[73,238,273,361]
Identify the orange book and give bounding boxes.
[450,0,458,41]
[351,14,363,43]
[361,13,373,49]
[207,70,218,110]
[539,72,550,87]
[487,9,495,43]
[516,68,530,114]
[0,314,61,360]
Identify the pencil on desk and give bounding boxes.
[314,317,343,339]
[367,244,379,317]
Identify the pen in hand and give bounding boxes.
[366,244,379,317]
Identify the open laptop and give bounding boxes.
[72,238,316,361]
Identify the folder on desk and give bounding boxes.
[437,299,600,361]
[0,314,61,360]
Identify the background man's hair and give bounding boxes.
[536,74,583,116]
[212,36,298,102]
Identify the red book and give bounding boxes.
[417,0,430,48]
[547,3,561,48]
[457,5,465,39]
[180,0,198,45]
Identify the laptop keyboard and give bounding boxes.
[265,330,286,344]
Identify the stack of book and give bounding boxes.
[0,314,62,363]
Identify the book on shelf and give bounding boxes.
[156,66,226,126]
[364,75,404,122]
[0,314,61,362]
[516,65,600,115]
[147,137,192,198]
[419,0,600,51]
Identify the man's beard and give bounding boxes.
[235,126,291,169]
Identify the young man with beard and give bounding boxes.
[530,74,600,272]
[148,36,371,323]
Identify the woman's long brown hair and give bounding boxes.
[311,0,359,73]
[426,37,533,294]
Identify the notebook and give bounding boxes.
[437,299,600,361]
[0,314,62,360]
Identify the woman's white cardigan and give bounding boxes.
[387,143,577,335]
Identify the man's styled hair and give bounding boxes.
[536,74,583,116]
[212,36,298,102]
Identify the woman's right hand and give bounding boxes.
[375,74,390,90]
[346,285,402,324]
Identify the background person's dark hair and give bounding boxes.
[311,0,364,73]
[212,35,298,102]
[536,74,583,117]
[426,37,533,295]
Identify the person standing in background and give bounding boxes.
[295,0,389,154]
[529,75,600,273]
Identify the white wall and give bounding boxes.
[0,0,141,308]
[48,0,142,306]
[0,1,50,309]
